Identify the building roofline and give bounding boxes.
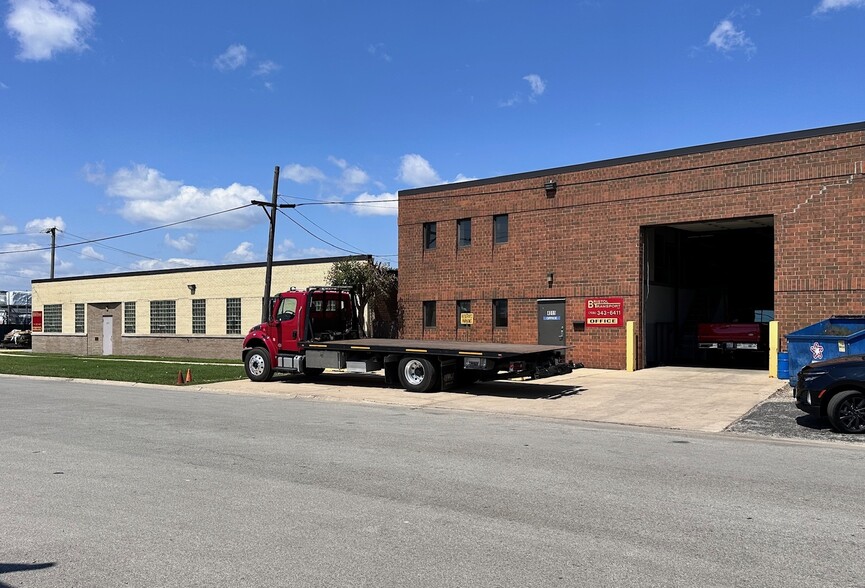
[31,254,372,285]
[399,120,865,196]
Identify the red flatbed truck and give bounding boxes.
[242,286,572,392]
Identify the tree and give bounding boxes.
[326,260,397,335]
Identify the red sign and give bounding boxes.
[585,297,624,328]
[32,310,43,333]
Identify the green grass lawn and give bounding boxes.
[0,352,246,385]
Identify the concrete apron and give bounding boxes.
[199,366,787,434]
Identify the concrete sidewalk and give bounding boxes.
[198,366,787,433]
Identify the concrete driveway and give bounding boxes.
[198,366,786,433]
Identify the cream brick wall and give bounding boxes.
[31,257,369,353]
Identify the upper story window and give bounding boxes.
[457,218,472,247]
[423,222,437,249]
[493,214,509,244]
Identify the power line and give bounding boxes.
[0,204,255,256]
[61,229,161,262]
[276,209,365,255]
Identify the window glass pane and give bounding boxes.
[150,300,176,334]
[192,299,207,334]
[423,222,437,249]
[44,304,62,333]
[226,298,242,334]
[124,302,136,334]
[423,301,436,327]
[457,218,472,247]
[494,214,509,244]
[493,299,508,328]
[75,303,85,333]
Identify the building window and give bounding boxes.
[457,300,471,328]
[423,301,436,328]
[457,218,472,247]
[493,299,508,328]
[226,298,242,335]
[74,303,85,333]
[423,222,437,249]
[494,214,509,244]
[192,299,206,334]
[124,302,136,334]
[150,300,176,334]
[44,304,62,333]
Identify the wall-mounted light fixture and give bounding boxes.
[187,284,196,295]
[546,272,554,288]
[544,179,557,198]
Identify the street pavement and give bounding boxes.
[1,376,864,588]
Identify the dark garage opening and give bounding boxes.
[642,217,774,369]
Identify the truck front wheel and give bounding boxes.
[245,348,273,382]
[398,357,438,393]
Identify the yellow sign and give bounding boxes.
[460,312,474,325]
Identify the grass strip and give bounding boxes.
[0,352,245,385]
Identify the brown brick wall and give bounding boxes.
[398,127,865,369]
[32,334,242,360]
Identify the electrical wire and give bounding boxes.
[60,229,161,262]
[0,204,255,256]
[276,209,365,255]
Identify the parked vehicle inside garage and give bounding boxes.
[795,355,865,433]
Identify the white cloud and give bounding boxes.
[523,74,546,98]
[0,81,8,90]
[707,19,755,54]
[5,0,95,61]
[98,164,262,229]
[253,60,280,76]
[276,238,336,259]
[498,94,521,108]
[25,215,65,232]
[453,173,478,183]
[224,241,258,263]
[214,43,248,71]
[367,42,392,62]
[351,192,398,217]
[106,164,182,199]
[79,245,104,260]
[130,258,212,271]
[0,215,17,233]
[282,163,326,184]
[164,232,197,253]
[398,154,442,187]
[814,0,865,12]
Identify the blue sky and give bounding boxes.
[1,0,864,292]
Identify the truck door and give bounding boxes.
[537,299,566,346]
[275,294,301,353]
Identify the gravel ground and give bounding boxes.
[726,384,865,444]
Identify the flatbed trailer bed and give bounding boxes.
[301,338,566,359]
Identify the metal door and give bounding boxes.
[102,316,113,355]
[537,299,565,345]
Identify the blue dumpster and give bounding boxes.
[785,316,865,385]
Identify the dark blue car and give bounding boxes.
[795,354,865,433]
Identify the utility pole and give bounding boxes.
[44,227,57,279]
[251,166,295,322]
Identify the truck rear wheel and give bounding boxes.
[398,357,437,393]
[245,348,273,382]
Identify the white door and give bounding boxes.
[102,316,113,355]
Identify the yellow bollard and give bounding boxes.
[626,321,636,372]
[768,321,779,378]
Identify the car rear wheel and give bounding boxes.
[827,390,865,434]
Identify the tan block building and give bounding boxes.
[31,255,370,359]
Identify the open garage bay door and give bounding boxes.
[642,216,773,369]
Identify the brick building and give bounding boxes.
[397,122,865,370]
[31,255,370,359]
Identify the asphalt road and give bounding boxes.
[2,376,864,588]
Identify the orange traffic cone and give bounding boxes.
[176,370,184,385]
[185,368,192,383]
